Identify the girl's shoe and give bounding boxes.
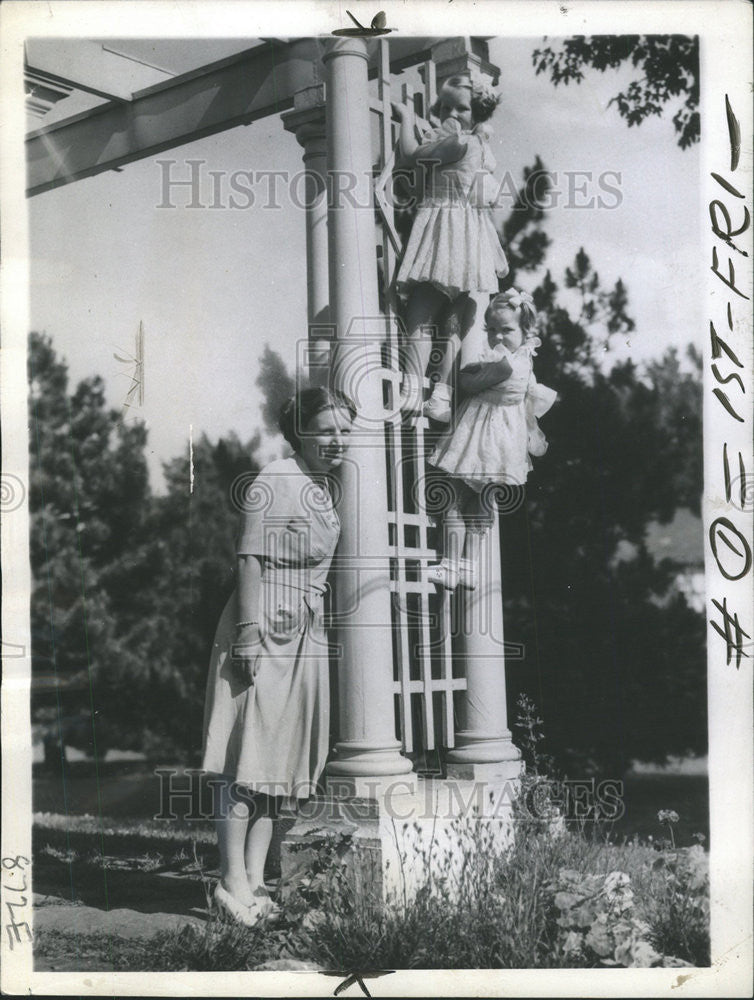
[458,558,477,590]
[423,382,452,423]
[425,559,459,590]
[399,373,423,414]
[214,883,260,928]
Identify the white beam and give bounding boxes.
[25,36,464,197]
[25,39,173,103]
[26,39,320,196]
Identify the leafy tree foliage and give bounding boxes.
[499,156,553,282]
[532,36,700,148]
[28,332,151,762]
[96,431,261,757]
[28,332,265,760]
[501,247,705,773]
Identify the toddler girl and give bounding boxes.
[426,289,557,588]
[392,74,509,420]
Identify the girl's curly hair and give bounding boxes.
[470,81,502,125]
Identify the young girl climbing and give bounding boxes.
[392,73,509,421]
[426,288,557,589]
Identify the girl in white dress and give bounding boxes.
[392,74,509,420]
[427,289,557,588]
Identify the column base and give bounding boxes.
[280,776,519,906]
[326,740,415,778]
[445,734,523,781]
[325,771,419,800]
[445,759,523,782]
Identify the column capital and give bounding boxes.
[430,37,500,89]
[281,87,326,150]
[321,35,370,65]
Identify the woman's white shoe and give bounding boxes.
[214,883,263,927]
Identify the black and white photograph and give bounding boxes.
[1,1,752,995]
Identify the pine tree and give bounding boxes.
[28,332,152,765]
[501,250,705,773]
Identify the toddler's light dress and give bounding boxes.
[430,340,557,489]
[396,120,509,300]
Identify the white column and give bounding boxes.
[322,36,413,791]
[282,88,330,385]
[425,41,520,781]
[446,509,521,779]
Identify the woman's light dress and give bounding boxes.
[396,120,509,300]
[430,340,557,489]
[202,456,339,798]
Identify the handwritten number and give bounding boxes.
[709,517,752,580]
[5,921,32,950]
[5,896,29,910]
[4,875,28,892]
[2,856,30,870]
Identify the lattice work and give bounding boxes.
[372,40,464,757]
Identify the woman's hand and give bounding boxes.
[232,623,263,687]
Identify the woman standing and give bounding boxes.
[202,387,355,925]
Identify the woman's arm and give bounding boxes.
[457,357,513,396]
[392,103,467,166]
[233,554,264,685]
[236,554,263,622]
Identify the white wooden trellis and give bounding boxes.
[371,40,466,759]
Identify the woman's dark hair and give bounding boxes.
[279,387,357,451]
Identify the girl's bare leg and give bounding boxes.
[427,479,466,589]
[459,485,493,588]
[436,293,476,384]
[403,282,449,384]
[424,294,477,422]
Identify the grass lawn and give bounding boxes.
[32,794,709,972]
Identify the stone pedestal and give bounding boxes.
[280,775,519,907]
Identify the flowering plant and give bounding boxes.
[548,867,693,968]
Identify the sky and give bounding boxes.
[28,36,702,491]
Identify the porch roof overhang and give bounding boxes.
[26,35,492,197]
